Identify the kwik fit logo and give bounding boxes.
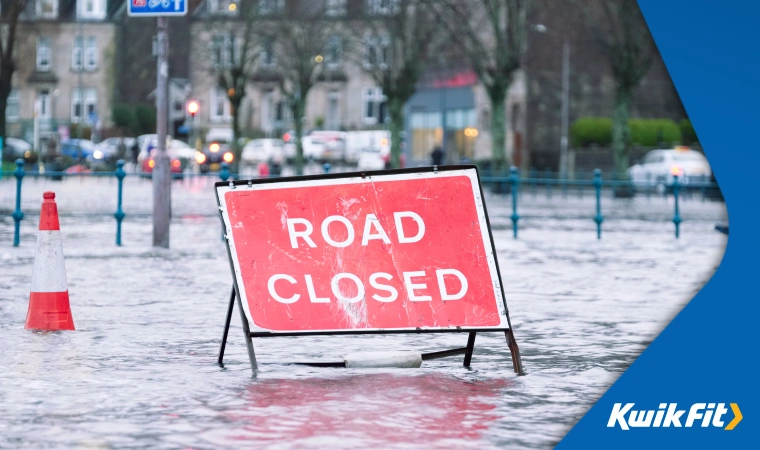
[608,403,742,430]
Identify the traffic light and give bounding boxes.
[187,100,199,117]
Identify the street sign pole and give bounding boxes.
[153,16,171,248]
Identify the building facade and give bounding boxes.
[6,0,118,146]
[188,0,523,166]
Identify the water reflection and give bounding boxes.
[219,374,511,447]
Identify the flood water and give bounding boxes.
[0,178,727,448]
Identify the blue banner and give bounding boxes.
[559,0,757,447]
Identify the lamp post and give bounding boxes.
[534,24,570,179]
[187,100,199,152]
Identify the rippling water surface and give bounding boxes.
[0,179,727,449]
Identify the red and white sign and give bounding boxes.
[217,168,508,333]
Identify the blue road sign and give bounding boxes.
[128,0,187,17]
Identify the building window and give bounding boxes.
[363,35,389,69]
[210,86,231,122]
[258,0,284,15]
[326,0,346,16]
[367,0,399,15]
[362,87,386,125]
[36,0,58,19]
[260,38,276,69]
[326,35,342,68]
[71,88,97,122]
[85,37,98,70]
[212,34,235,69]
[327,91,341,129]
[72,36,97,71]
[36,37,51,72]
[208,0,238,14]
[6,89,19,122]
[72,37,82,70]
[37,89,51,119]
[78,0,106,19]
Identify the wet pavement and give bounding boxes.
[0,178,727,449]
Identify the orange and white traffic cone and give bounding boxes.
[25,192,75,331]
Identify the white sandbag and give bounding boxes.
[344,351,423,368]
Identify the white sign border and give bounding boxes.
[217,168,510,333]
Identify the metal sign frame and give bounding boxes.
[215,165,524,374]
[128,0,188,17]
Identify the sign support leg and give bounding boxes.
[463,332,476,367]
[217,286,236,367]
[505,329,525,375]
[235,287,258,373]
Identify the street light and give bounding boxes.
[534,24,570,179]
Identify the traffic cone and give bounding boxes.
[25,192,75,331]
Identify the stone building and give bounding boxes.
[6,0,119,146]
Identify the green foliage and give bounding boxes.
[679,119,698,145]
[628,119,680,146]
[134,104,157,135]
[69,123,92,140]
[572,117,683,148]
[112,103,136,130]
[570,117,612,147]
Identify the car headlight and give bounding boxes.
[223,152,234,163]
[93,150,104,160]
[195,152,206,164]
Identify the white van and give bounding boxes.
[344,131,390,164]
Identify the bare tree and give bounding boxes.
[438,0,530,170]
[0,0,31,145]
[255,2,335,175]
[351,0,440,168]
[195,3,262,171]
[584,0,654,179]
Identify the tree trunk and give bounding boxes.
[611,85,632,179]
[292,100,305,176]
[0,97,7,146]
[230,100,242,174]
[489,92,508,171]
[388,97,404,169]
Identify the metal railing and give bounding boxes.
[2,160,721,247]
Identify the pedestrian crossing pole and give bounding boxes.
[153,16,171,248]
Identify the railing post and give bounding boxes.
[114,160,126,246]
[323,163,331,174]
[12,159,25,247]
[509,166,520,239]
[673,175,682,239]
[220,162,230,182]
[593,169,603,239]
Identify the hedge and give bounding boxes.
[679,119,698,145]
[571,117,684,148]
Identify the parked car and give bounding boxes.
[309,131,346,162]
[242,139,285,165]
[196,142,234,173]
[357,146,389,171]
[344,131,390,164]
[60,139,96,160]
[627,146,712,192]
[94,137,135,162]
[141,149,184,179]
[2,137,33,161]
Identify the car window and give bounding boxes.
[672,152,706,162]
[362,147,381,153]
[644,153,664,164]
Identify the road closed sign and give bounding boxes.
[216,167,510,333]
